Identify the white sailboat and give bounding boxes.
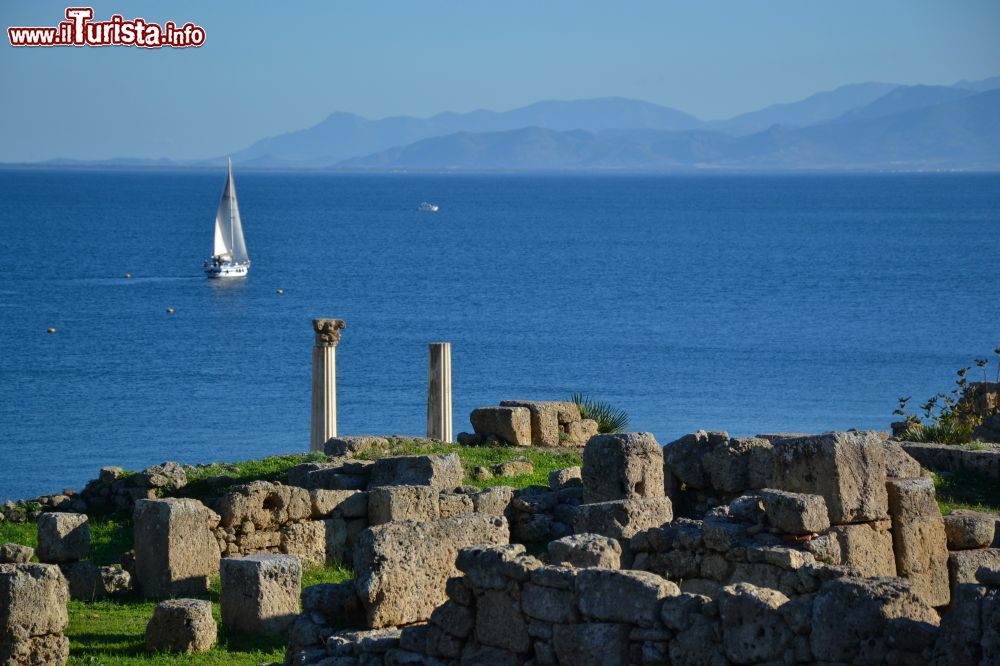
[204,158,250,278]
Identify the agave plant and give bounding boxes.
[571,392,630,433]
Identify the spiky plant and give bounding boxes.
[571,392,630,434]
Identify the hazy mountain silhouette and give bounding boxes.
[339,90,1000,170]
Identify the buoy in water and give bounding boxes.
[276,289,284,295]
[166,307,174,314]
[47,327,56,334]
[124,272,132,279]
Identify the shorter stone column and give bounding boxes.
[310,318,346,453]
[427,342,453,442]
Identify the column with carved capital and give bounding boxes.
[310,318,346,452]
[427,342,453,442]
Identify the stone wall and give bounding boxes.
[900,441,1000,481]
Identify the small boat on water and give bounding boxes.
[204,158,250,278]
[417,202,440,212]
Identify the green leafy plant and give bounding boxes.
[571,392,630,433]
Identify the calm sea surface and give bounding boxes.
[1,170,998,501]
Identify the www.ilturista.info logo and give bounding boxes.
[7,7,205,48]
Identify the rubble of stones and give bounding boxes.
[4,422,1000,665]
[461,400,599,447]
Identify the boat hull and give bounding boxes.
[204,262,249,279]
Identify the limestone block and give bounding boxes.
[492,458,533,477]
[552,622,629,666]
[309,489,368,519]
[884,440,923,479]
[0,544,33,564]
[324,436,389,458]
[830,521,897,577]
[719,583,793,664]
[573,497,673,542]
[280,520,327,568]
[37,513,89,563]
[499,400,561,446]
[145,598,216,653]
[0,563,70,665]
[469,406,532,446]
[582,432,664,503]
[59,562,131,601]
[216,481,312,530]
[760,489,830,535]
[438,493,474,519]
[220,554,301,635]
[368,485,440,525]
[470,486,514,517]
[576,568,679,625]
[566,419,599,445]
[369,454,464,491]
[662,430,711,488]
[521,582,579,623]
[771,431,888,524]
[943,510,997,550]
[133,498,220,597]
[703,436,774,493]
[474,589,530,652]
[948,548,1000,596]
[886,477,950,607]
[810,576,938,663]
[354,514,509,628]
[547,533,622,569]
[548,466,582,490]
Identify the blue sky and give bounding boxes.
[1,0,998,162]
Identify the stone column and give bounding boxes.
[310,318,346,453]
[427,342,453,442]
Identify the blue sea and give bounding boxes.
[1,169,998,501]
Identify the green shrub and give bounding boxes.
[571,393,630,433]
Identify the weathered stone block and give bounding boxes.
[760,489,830,535]
[471,486,514,516]
[37,513,89,563]
[943,510,997,550]
[771,431,888,524]
[369,454,464,490]
[548,533,621,569]
[216,481,312,530]
[133,498,220,597]
[310,489,368,519]
[573,497,673,542]
[566,419,599,445]
[548,466,582,490]
[368,485,440,525]
[475,589,530,653]
[576,568,679,625]
[0,563,70,665]
[499,400,561,446]
[948,548,1000,596]
[830,521,897,577]
[582,432,664,503]
[552,622,629,666]
[145,598,216,654]
[492,458,533,477]
[0,544,33,564]
[438,493,474,518]
[354,514,509,628]
[324,435,389,458]
[719,583,793,664]
[469,406,531,446]
[220,554,301,636]
[281,520,327,568]
[886,476,950,607]
[521,582,578,623]
[703,436,773,493]
[884,440,923,479]
[809,576,938,663]
[59,562,131,601]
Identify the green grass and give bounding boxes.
[178,453,327,502]
[352,438,582,490]
[932,469,1000,515]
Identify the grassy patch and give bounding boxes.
[0,520,38,550]
[178,453,327,502]
[352,439,582,490]
[932,470,1000,515]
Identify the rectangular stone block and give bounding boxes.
[469,407,531,446]
[220,554,301,636]
[367,485,440,525]
[37,513,90,563]
[830,521,897,577]
[573,497,673,542]
[886,477,950,607]
[310,489,368,519]
[760,489,830,535]
[281,520,327,568]
[499,400,561,446]
[552,622,629,666]
[771,431,888,524]
[133,498,221,597]
[582,432,664,503]
[369,454,464,491]
[354,513,509,628]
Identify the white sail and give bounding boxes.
[212,158,249,263]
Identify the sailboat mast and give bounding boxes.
[228,159,235,258]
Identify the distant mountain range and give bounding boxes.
[34,75,1000,171]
